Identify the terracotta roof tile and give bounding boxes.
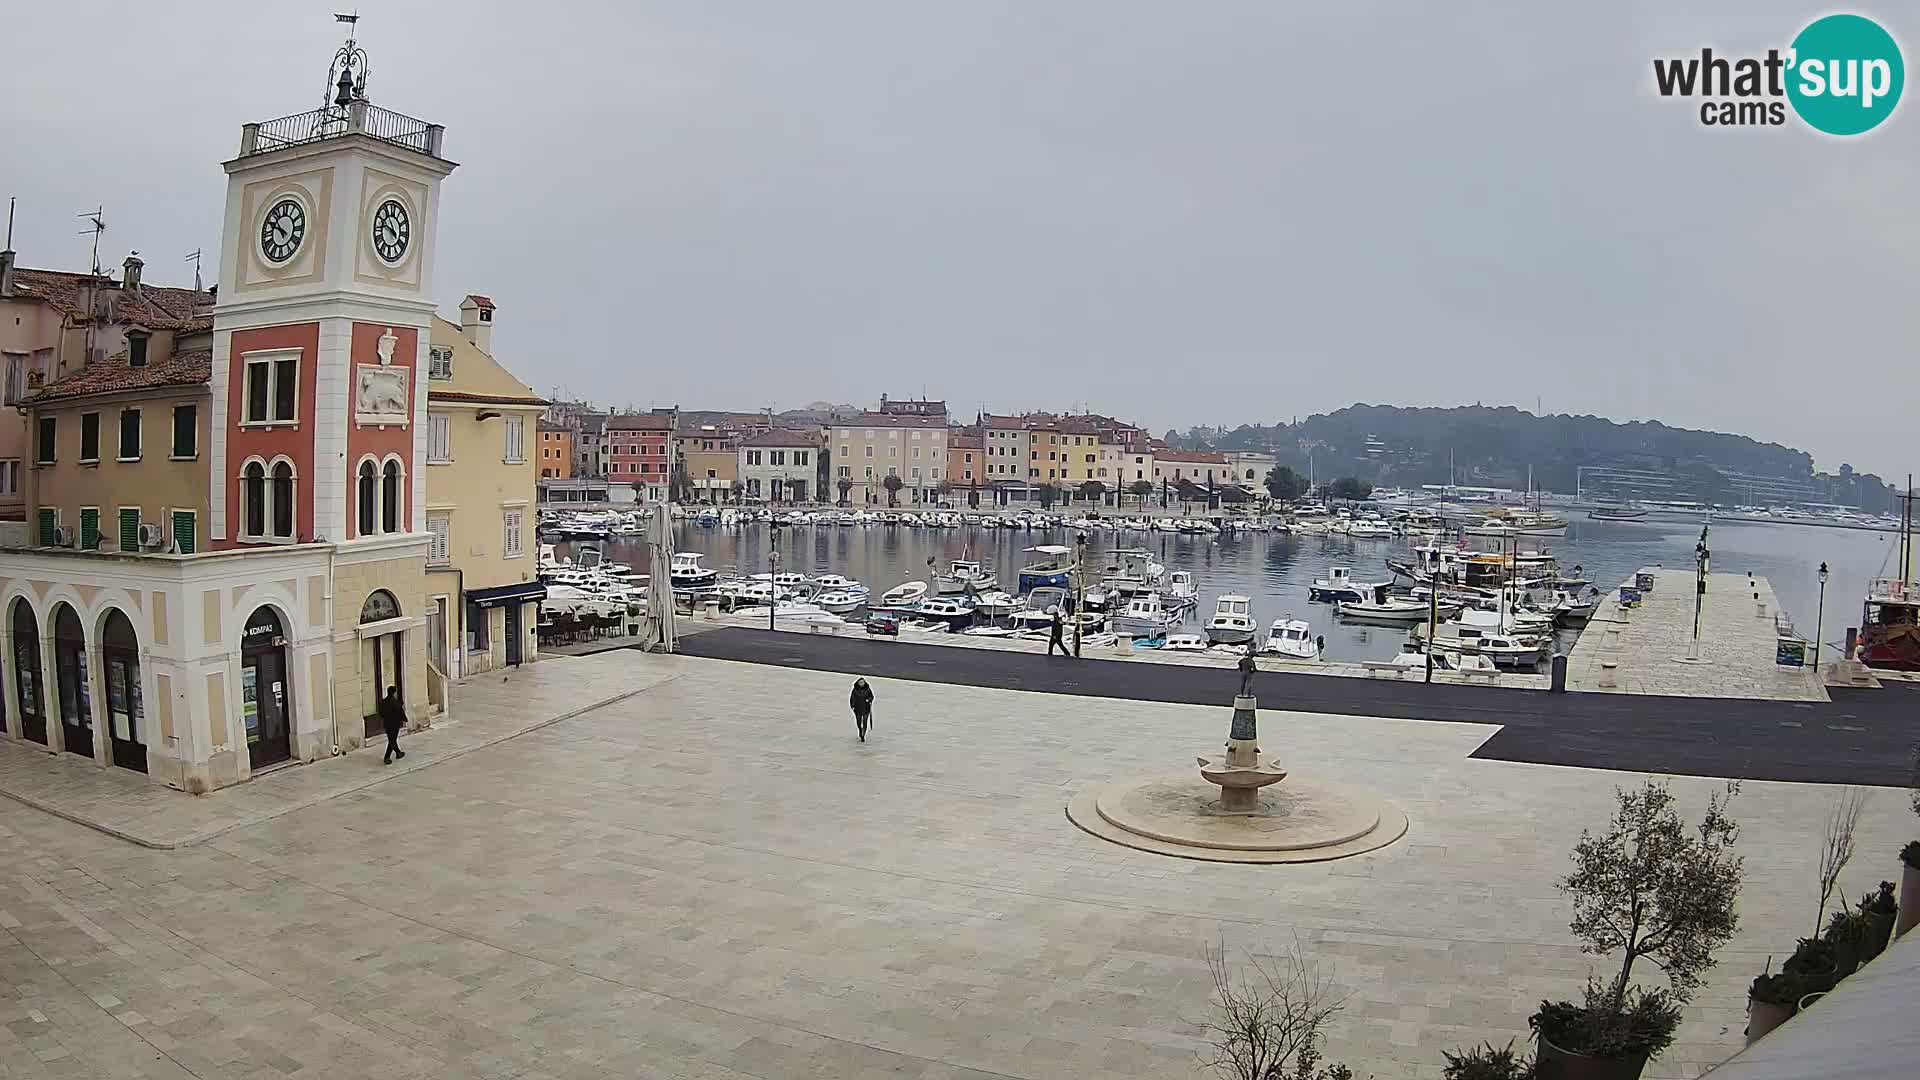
[463,294,496,309]
[606,413,676,431]
[9,268,211,331]
[30,349,211,403]
[738,428,821,447]
[830,412,949,429]
[427,389,550,406]
[947,432,983,450]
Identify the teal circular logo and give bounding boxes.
[1787,14,1904,135]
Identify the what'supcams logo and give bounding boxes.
[1653,13,1904,134]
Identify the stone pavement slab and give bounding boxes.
[0,652,1909,1079]
[0,654,680,849]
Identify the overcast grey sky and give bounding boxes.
[4,3,1914,475]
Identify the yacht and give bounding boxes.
[669,552,719,590]
[1205,594,1257,645]
[1263,619,1320,660]
[1016,545,1077,591]
[1112,593,1176,638]
[875,580,930,610]
[1309,566,1389,603]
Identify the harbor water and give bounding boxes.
[557,515,1907,665]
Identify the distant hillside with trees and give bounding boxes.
[1167,404,1901,510]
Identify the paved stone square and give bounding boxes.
[0,650,1910,1079]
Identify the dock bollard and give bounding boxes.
[1598,661,1619,689]
[1550,653,1568,693]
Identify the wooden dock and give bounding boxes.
[1563,567,1828,701]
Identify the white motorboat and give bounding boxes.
[1263,619,1320,660]
[809,574,868,595]
[1413,618,1544,667]
[813,590,867,615]
[1016,545,1076,591]
[915,595,977,629]
[971,590,1021,616]
[935,559,998,594]
[1112,593,1176,638]
[1345,519,1394,539]
[771,603,847,627]
[1387,649,1497,673]
[1336,584,1454,625]
[1309,566,1390,603]
[715,580,786,609]
[669,552,719,589]
[1164,570,1198,609]
[1160,634,1210,652]
[1205,594,1257,645]
[876,580,929,610]
[750,571,810,590]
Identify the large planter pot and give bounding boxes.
[1862,909,1896,961]
[1745,995,1796,1045]
[1536,1037,1651,1080]
[1900,861,1920,938]
[1831,935,1862,978]
[1790,957,1840,995]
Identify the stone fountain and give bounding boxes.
[1065,652,1407,864]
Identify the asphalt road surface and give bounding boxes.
[670,629,1920,786]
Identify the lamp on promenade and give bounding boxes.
[1073,531,1089,658]
[1684,526,1710,662]
[769,548,780,632]
[1813,561,1829,674]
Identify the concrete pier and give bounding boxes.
[1563,567,1828,701]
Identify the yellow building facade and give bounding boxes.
[425,305,545,681]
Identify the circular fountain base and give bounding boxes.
[1067,775,1407,864]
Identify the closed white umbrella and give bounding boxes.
[644,502,677,652]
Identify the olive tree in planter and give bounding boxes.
[1533,780,1743,1080]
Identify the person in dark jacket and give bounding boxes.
[1048,610,1068,656]
[379,686,408,764]
[849,678,874,742]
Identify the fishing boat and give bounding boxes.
[1205,594,1257,645]
[1163,570,1199,611]
[915,595,977,630]
[812,590,867,615]
[669,552,719,590]
[935,558,997,594]
[1337,584,1454,625]
[875,580,930,610]
[1412,617,1544,668]
[1262,619,1319,660]
[1309,566,1389,603]
[1112,593,1176,638]
[1858,578,1920,671]
[1016,545,1077,591]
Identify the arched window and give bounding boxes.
[243,461,267,538]
[361,589,401,623]
[357,460,377,537]
[271,461,295,538]
[381,460,402,533]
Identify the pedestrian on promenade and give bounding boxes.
[379,685,408,764]
[850,677,874,742]
[1048,610,1068,656]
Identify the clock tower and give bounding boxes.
[211,23,455,551]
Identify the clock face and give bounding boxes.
[371,199,411,263]
[259,199,305,264]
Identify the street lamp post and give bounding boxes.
[1688,526,1710,660]
[1073,531,1089,658]
[769,548,780,632]
[1813,561,1829,673]
[1425,578,1438,685]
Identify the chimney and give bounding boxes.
[0,248,14,298]
[122,254,144,297]
[459,294,495,353]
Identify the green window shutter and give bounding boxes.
[37,508,56,546]
[79,508,100,550]
[171,511,196,554]
[119,508,140,551]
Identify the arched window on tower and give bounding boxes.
[243,461,267,538]
[382,460,402,533]
[357,460,377,537]
[271,461,295,538]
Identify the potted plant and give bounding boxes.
[1744,968,1803,1045]
[1533,780,1743,1080]
[1823,909,1869,977]
[1444,1040,1535,1079]
[1900,840,1920,938]
[1531,983,1680,1080]
[1782,936,1839,994]
[1859,882,1897,961]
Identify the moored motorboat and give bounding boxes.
[1205,594,1256,645]
[1262,619,1319,660]
[1016,545,1077,591]
[1112,593,1175,638]
[1337,584,1454,624]
[1309,566,1389,603]
[875,580,930,610]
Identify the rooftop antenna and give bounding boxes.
[184,248,203,294]
[5,196,14,248]
[77,206,106,276]
[76,207,106,369]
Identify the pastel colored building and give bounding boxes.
[537,422,573,479]
[828,412,947,506]
[737,429,820,503]
[606,412,675,503]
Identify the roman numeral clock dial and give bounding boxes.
[259,198,305,263]
[372,199,411,263]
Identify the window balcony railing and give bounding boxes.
[240,102,445,159]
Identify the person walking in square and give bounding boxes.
[849,677,874,742]
[379,685,408,764]
[1048,610,1068,656]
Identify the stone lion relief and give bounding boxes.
[355,364,409,424]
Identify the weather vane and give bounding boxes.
[324,11,371,112]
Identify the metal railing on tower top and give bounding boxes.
[240,102,444,159]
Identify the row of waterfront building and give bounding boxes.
[537,395,1280,508]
